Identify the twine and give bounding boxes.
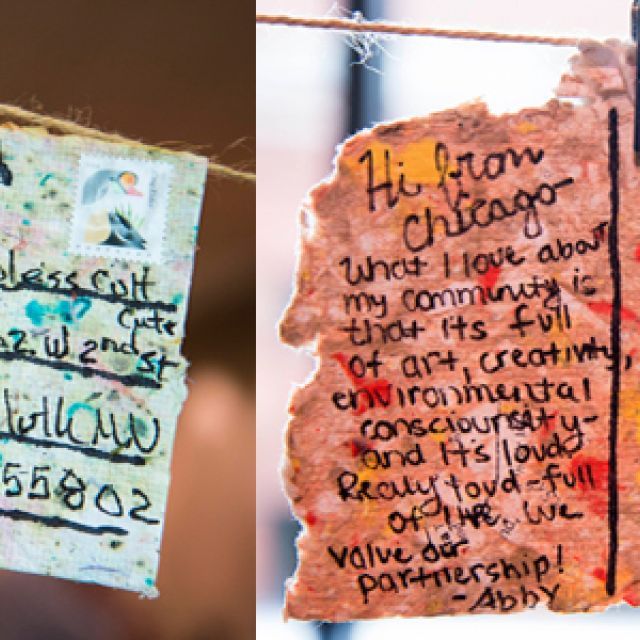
[256,14,583,47]
[0,103,255,183]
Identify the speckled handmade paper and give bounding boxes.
[0,126,206,594]
[281,41,640,619]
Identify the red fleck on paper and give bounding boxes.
[280,41,640,619]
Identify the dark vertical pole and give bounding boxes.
[317,620,353,640]
[347,0,385,135]
[315,3,385,638]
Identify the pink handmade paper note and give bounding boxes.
[281,41,640,619]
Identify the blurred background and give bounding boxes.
[0,2,255,639]
[256,1,640,638]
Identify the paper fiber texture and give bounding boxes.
[0,126,206,594]
[281,41,640,619]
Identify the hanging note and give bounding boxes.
[0,127,206,595]
[281,41,640,619]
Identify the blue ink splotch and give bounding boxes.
[26,297,92,326]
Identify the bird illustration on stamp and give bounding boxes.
[102,207,146,249]
[81,169,143,204]
[81,170,146,249]
[71,155,171,262]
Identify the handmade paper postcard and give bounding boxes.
[0,126,206,594]
[281,41,640,619]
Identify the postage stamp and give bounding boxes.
[69,154,173,263]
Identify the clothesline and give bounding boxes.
[256,14,585,47]
[0,103,256,183]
